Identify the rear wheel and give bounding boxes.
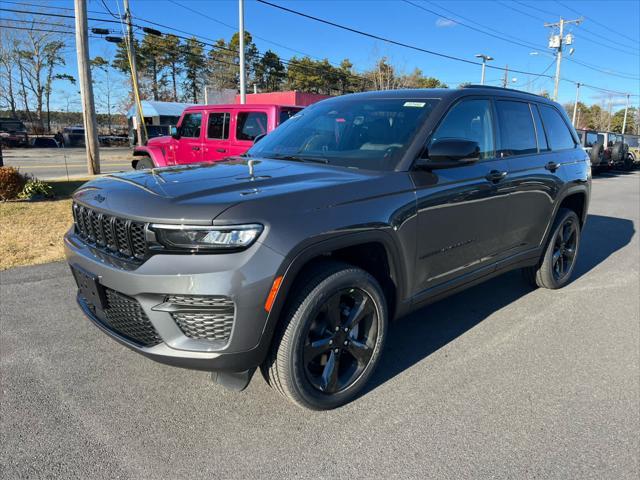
[134,156,154,170]
[262,261,388,410]
[524,208,581,289]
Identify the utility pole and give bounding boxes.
[572,82,581,126]
[545,17,582,101]
[502,65,509,88]
[475,54,493,85]
[607,96,613,131]
[124,0,144,146]
[238,0,246,104]
[622,93,630,134]
[74,0,100,175]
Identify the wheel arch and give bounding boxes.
[131,146,166,169]
[260,230,408,354]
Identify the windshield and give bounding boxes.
[248,98,439,171]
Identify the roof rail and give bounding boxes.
[461,84,546,98]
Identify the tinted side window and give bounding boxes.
[279,108,302,125]
[531,104,549,152]
[180,113,202,138]
[430,99,494,160]
[236,112,268,141]
[539,105,575,150]
[207,112,230,139]
[495,100,537,156]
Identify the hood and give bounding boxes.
[146,135,173,146]
[73,157,376,224]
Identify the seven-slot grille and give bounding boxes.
[166,295,235,342]
[73,203,147,260]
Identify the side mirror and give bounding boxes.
[253,132,267,145]
[416,139,480,170]
[170,125,180,139]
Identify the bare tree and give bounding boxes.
[0,30,19,116]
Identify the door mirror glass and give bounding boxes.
[417,139,480,169]
[170,125,179,139]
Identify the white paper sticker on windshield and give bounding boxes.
[403,101,426,107]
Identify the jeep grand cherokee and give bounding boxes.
[65,86,590,410]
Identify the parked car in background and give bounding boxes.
[625,134,639,167]
[29,136,60,148]
[131,104,303,169]
[601,131,631,170]
[63,126,85,147]
[0,118,28,147]
[66,86,590,409]
[576,129,606,170]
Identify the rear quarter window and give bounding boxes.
[539,105,576,150]
[236,111,268,141]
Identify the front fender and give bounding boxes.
[132,146,169,168]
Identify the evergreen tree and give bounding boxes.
[182,37,205,103]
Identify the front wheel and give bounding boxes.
[134,157,154,170]
[524,208,581,289]
[262,261,388,410]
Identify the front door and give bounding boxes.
[411,97,512,296]
[175,111,204,164]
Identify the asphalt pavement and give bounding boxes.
[1,147,132,180]
[1,170,638,479]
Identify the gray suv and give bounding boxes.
[65,86,591,409]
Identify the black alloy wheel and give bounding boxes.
[551,216,578,282]
[302,288,378,394]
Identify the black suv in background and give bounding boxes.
[0,118,28,147]
[65,86,590,409]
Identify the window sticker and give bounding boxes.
[403,101,426,108]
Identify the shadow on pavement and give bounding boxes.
[364,213,635,394]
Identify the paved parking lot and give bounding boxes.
[1,171,638,479]
[2,147,132,180]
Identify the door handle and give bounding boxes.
[216,148,227,153]
[191,146,200,151]
[485,170,508,182]
[545,161,560,171]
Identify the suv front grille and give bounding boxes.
[73,203,147,260]
[82,288,162,347]
[166,295,235,342]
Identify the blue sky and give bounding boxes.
[3,0,639,112]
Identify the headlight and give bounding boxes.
[150,224,263,250]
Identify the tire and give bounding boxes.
[523,208,581,289]
[262,261,388,410]
[134,157,154,170]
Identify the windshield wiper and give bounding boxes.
[268,154,330,164]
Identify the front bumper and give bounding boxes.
[64,229,285,372]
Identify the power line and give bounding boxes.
[512,0,639,55]
[255,0,550,78]
[403,0,547,54]
[165,0,357,71]
[0,0,106,15]
[555,0,638,45]
[99,0,119,20]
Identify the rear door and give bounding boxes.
[501,101,578,256]
[203,110,231,161]
[175,111,204,164]
[228,109,269,157]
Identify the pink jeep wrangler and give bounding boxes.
[132,103,302,169]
